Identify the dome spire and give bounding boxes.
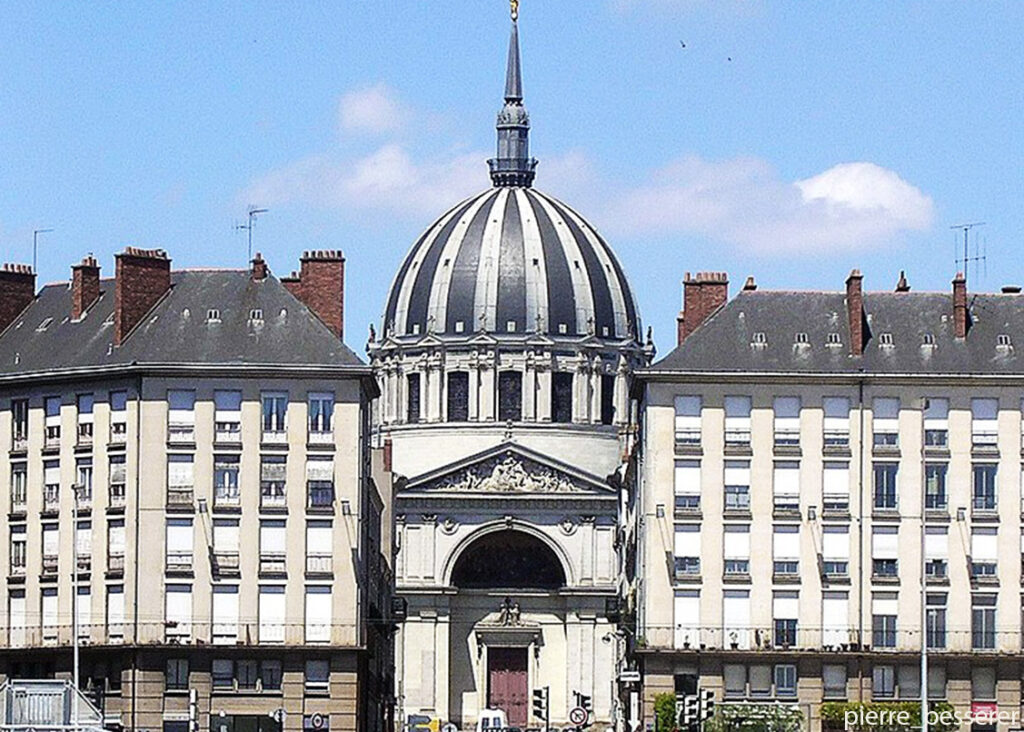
[489,1,537,187]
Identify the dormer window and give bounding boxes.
[506,321,517,333]
[249,309,263,322]
[997,334,1011,347]
[752,332,767,346]
[558,323,568,335]
[922,333,935,346]
[794,332,808,345]
[36,317,53,332]
[411,323,421,335]
[454,321,465,334]
[206,309,221,324]
[827,333,841,345]
[879,333,894,347]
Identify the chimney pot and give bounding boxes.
[845,269,865,356]
[952,273,969,338]
[895,270,910,293]
[71,255,102,320]
[742,276,757,291]
[251,252,269,282]
[678,270,729,346]
[286,250,346,340]
[114,247,172,345]
[1001,285,1021,294]
[0,263,37,334]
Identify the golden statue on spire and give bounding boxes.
[510,0,519,22]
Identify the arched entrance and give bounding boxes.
[450,529,567,589]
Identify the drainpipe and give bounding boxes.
[856,374,865,702]
[131,374,142,732]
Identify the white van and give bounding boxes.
[476,708,508,732]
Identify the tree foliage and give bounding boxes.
[654,692,678,732]
[820,701,957,732]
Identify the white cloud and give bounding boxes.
[602,156,934,252]
[338,83,406,134]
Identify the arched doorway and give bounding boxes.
[450,529,567,589]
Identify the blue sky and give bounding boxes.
[1,1,1022,354]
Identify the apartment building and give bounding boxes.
[633,270,1024,729]
[0,249,395,732]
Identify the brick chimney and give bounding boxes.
[952,272,969,338]
[0,263,36,334]
[845,269,865,356]
[114,247,171,346]
[676,271,729,346]
[71,255,101,320]
[251,252,269,282]
[283,250,345,340]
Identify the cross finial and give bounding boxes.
[510,0,519,22]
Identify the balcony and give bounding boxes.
[674,429,702,453]
[259,553,287,575]
[43,488,60,514]
[214,422,241,444]
[308,430,333,447]
[109,421,128,445]
[166,551,193,574]
[41,555,59,577]
[213,488,241,510]
[44,427,61,451]
[77,423,94,448]
[9,563,26,579]
[260,486,287,510]
[10,496,27,516]
[108,484,126,510]
[823,430,850,451]
[773,561,800,583]
[674,495,701,518]
[307,484,334,511]
[75,487,93,512]
[306,553,333,576]
[166,487,194,509]
[76,555,91,573]
[673,557,701,582]
[11,435,27,452]
[212,551,240,576]
[107,554,125,575]
[262,429,287,446]
[167,423,195,445]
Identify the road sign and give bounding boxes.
[569,707,588,726]
[441,724,458,732]
[619,670,641,683]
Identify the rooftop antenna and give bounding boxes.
[235,206,268,264]
[32,228,53,273]
[951,221,985,282]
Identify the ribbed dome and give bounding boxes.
[382,187,640,341]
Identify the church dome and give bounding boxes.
[380,14,640,344]
[383,187,640,341]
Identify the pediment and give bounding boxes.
[402,443,613,496]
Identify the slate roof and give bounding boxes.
[0,271,367,379]
[648,289,1024,376]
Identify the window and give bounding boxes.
[972,594,996,649]
[872,397,899,447]
[166,519,193,572]
[928,666,946,700]
[109,390,128,442]
[926,593,946,649]
[823,462,850,513]
[109,455,126,507]
[600,374,615,426]
[76,457,93,505]
[772,526,799,577]
[167,390,195,443]
[924,463,947,510]
[723,665,746,698]
[166,659,189,691]
[305,659,329,692]
[872,527,899,579]
[10,463,26,510]
[259,585,286,643]
[551,372,573,424]
[724,396,751,446]
[925,526,947,580]
[498,371,522,422]
[406,374,421,424]
[308,392,334,442]
[213,519,240,568]
[823,664,847,699]
[76,520,92,565]
[77,394,94,445]
[724,460,750,511]
[872,593,898,648]
[774,664,797,697]
[206,309,221,323]
[306,458,334,508]
[723,590,751,649]
[214,455,240,506]
[260,456,287,508]
[108,520,125,569]
[11,398,28,449]
[212,585,239,643]
[674,396,701,444]
[773,397,800,446]
[214,390,242,442]
[212,659,234,689]
[752,331,767,346]
[262,391,288,440]
[822,526,849,577]
[773,461,799,513]
[749,665,771,697]
[924,398,948,447]
[306,521,333,575]
[259,520,286,570]
[42,524,59,572]
[872,666,895,699]
[41,588,58,638]
[673,525,700,578]
[873,463,898,510]
[673,590,699,648]
[235,659,258,690]
[44,396,61,446]
[305,588,332,643]
[9,526,26,576]
[972,667,997,701]
[260,660,283,691]
[9,590,26,646]
[970,528,998,577]
[723,525,750,576]
[167,454,194,504]
[972,463,997,510]
[773,593,798,647]
[447,372,469,422]
[674,460,701,513]
[971,398,999,447]
[823,397,850,446]
[165,584,192,639]
[107,585,124,639]
[897,666,921,700]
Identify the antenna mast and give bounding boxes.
[33,228,53,274]
[951,221,985,282]
[235,206,269,264]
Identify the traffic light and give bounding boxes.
[679,695,699,727]
[579,692,592,714]
[533,687,549,725]
[699,689,715,722]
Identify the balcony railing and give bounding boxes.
[306,554,333,575]
[76,555,91,573]
[109,421,128,444]
[166,487,194,507]
[77,424,94,447]
[168,424,195,444]
[824,430,849,447]
[42,555,59,576]
[214,422,241,443]
[262,429,287,445]
[108,554,125,574]
[12,435,28,452]
[308,430,333,446]
[259,553,286,575]
[9,563,26,578]
[214,488,241,509]
[261,488,286,509]
[166,552,193,573]
[212,551,240,575]
[109,483,126,508]
[674,428,701,446]
[43,488,60,513]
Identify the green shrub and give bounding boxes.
[654,692,678,732]
[820,701,957,732]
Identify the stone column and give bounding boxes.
[537,355,552,422]
[523,352,537,421]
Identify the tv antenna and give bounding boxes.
[235,206,268,263]
[32,228,53,273]
[951,221,986,282]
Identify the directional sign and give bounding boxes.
[569,707,588,726]
[619,670,641,683]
